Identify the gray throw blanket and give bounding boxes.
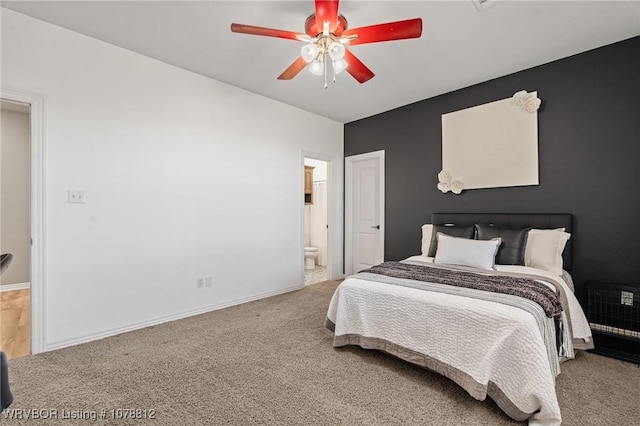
[360,261,563,319]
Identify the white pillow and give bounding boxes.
[421,224,433,256]
[525,229,571,276]
[434,233,501,270]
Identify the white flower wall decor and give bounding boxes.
[450,180,464,194]
[437,169,464,194]
[437,170,451,183]
[512,90,541,113]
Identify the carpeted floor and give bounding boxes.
[4,281,640,425]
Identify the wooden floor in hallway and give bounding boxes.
[0,288,30,360]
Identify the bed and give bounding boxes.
[326,213,593,426]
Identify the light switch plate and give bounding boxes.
[68,190,85,204]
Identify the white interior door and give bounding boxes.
[345,151,384,275]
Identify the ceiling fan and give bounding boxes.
[231,0,422,87]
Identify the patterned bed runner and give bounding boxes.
[360,261,563,319]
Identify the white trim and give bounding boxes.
[1,86,47,355]
[345,150,385,276]
[46,284,301,351]
[301,150,340,283]
[0,282,30,292]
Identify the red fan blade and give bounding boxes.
[315,0,340,33]
[344,49,375,84]
[277,57,308,80]
[231,23,304,41]
[343,18,422,46]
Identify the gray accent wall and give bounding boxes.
[344,36,640,300]
[1,108,31,285]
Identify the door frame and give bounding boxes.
[345,150,385,276]
[1,86,47,354]
[300,150,337,286]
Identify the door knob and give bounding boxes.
[371,225,380,229]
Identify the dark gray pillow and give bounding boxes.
[428,225,475,257]
[475,224,530,265]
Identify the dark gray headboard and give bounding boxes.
[431,213,573,271]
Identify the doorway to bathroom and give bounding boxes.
[303,158,329,285]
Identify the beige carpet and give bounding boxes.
[4,281,640,425]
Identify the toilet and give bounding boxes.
[304,247,319,270]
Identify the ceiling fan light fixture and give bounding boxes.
[300,44,319,63]
[308,59,324,76]
[328,42,345,61]
[231,1,423,86]
[332,58,348,74]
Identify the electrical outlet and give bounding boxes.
[68,190,86,204]
[621,291,634,306]
[196,276,212,289]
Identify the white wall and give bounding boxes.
[1,10,343,350]
[0,108,31,285]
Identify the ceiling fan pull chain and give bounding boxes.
[323,53,328,89]
[332,62,337,83]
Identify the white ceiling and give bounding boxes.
[3,1,639,123]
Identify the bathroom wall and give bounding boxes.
[304,158,327,181]
[304,158,328,265]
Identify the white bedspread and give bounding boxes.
[326,257,592,426]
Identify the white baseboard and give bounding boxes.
[45,284,303,352]
[0,282,30,292]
